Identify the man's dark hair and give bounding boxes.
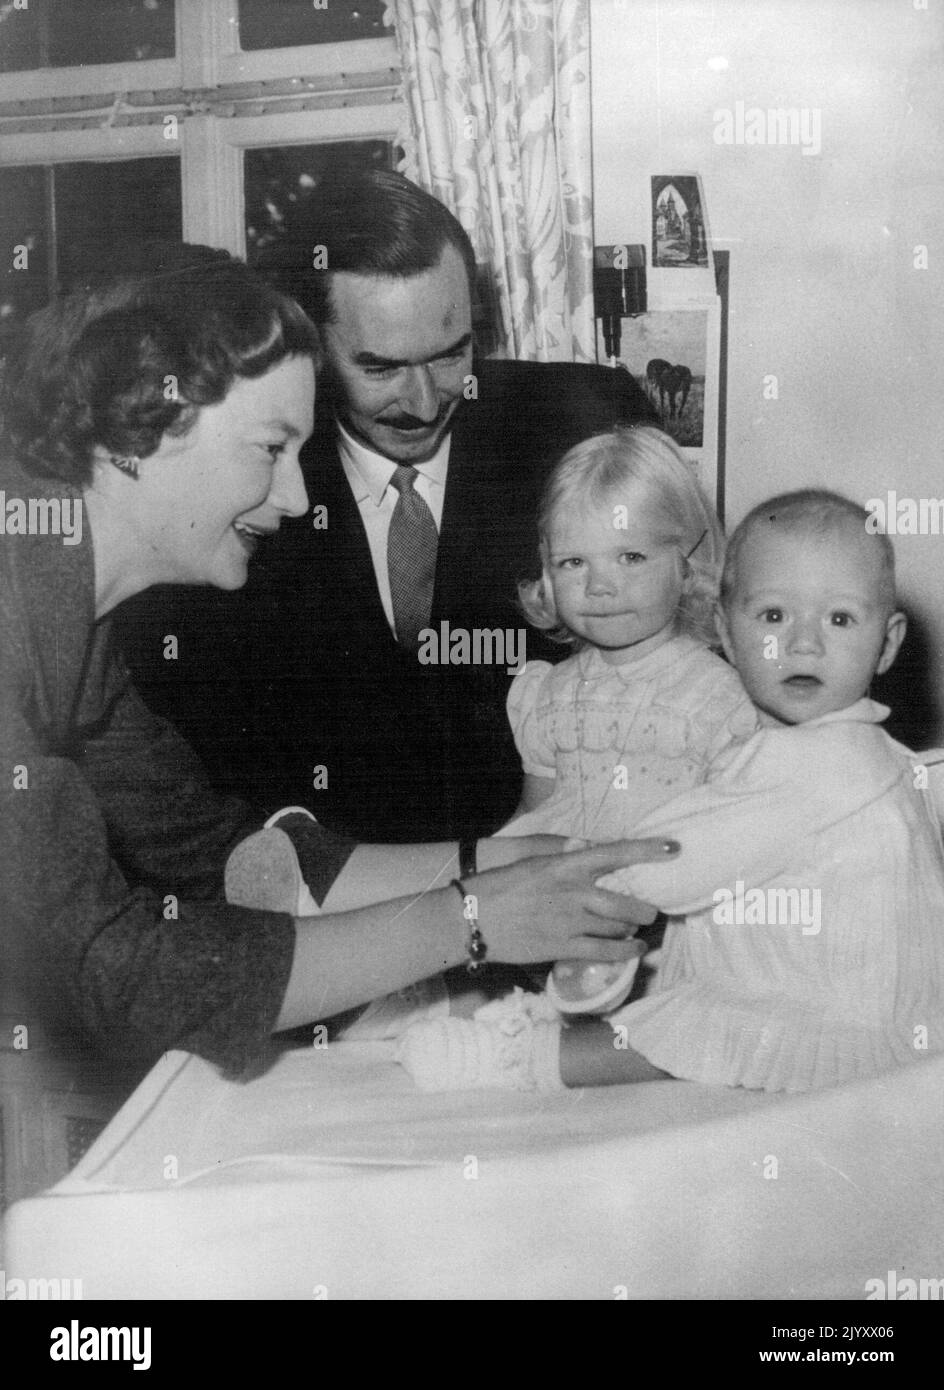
[257,167,478,325]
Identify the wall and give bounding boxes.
[590,0,944,740]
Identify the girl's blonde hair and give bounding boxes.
[518,425,724,649]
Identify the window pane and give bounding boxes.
[0,158,181,358]
[54,159,182,288]
[0,0,176,73]
[0,166,49,357]
[238,0,388,51]
[245,140,395,259]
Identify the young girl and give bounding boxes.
[496,425,756,1014]
[398,489,944,1093]
[502,425,756,846]
[391,425,753,1074]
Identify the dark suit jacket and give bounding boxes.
[115,359,656,842]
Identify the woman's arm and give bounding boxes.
[277,839,677,1030]
[79,670,263,899]
[317,823,565,915]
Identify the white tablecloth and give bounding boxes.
[4,1042,944,1299]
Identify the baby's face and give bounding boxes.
[718,526,906,725]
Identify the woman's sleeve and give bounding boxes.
[597,727,899,913]
[79,648,356,906]
[505,661,556,778]
[2,660,316,1076]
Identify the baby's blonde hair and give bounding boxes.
[720,489,898,614]
[518,425,724,649]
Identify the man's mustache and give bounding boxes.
[381,407,452,432]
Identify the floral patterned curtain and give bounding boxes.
[386,0,595,362]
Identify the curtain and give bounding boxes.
[386,0,595,363]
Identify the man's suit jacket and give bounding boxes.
[115,359,656,842]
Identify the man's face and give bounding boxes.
[322,244,473,464]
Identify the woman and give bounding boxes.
[0,246,667,1077]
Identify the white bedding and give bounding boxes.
[3,1042,942,1299]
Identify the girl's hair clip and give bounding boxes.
[109,454,140,480]
[685,528,708,559]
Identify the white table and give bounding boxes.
[4,1043,943,1300]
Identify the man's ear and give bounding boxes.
[715,603,735,663]
[875,609,907,676]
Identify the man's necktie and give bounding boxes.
[387,465,438,650]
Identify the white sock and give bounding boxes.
[396,996,564,1093]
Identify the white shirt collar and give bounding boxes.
[337,420,451,508]
[757,696,891,730]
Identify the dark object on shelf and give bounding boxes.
[593,243,647,359]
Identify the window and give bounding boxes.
[0,166,47,350]
[0,0,176,73]
[237,0,388,51]
[245,139,394,259]
[0,156,181,350]
[0,0,403,292]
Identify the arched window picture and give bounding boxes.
[652,175,709,268]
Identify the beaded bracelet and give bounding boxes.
[450,877,487,973]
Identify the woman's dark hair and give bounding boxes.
[0,243,321,484]
[257,166,478,325]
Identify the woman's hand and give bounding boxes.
[477,832,570,868]
[467,839,678,967]
[277,835,675,1030]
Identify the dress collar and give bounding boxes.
[576,632,708,683]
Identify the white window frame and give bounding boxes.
[0,0,186,102]
[202,0,398,88]
[0,0,403,255]
[184,105,401,254]
[1,0,399,95]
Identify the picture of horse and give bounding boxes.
[622,311,707,447]
[646,359,693,423]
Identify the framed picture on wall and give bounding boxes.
[618,300,723,518]
[651,175,711,270]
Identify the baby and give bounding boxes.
[399,489,944,1093]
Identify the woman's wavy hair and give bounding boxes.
[518,425,725,649]
[0,243,321,485]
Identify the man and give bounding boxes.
[117,169,656,842]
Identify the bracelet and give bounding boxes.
[458,838,478,880]
[450,877,487,973]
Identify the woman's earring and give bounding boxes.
[109,454,140,480]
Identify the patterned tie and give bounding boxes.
[387,465,438,650]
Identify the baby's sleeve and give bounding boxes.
[910,748,944,836]
[505,660,556,778]
[597,725,898,914]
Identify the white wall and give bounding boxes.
[590,0,944,739]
